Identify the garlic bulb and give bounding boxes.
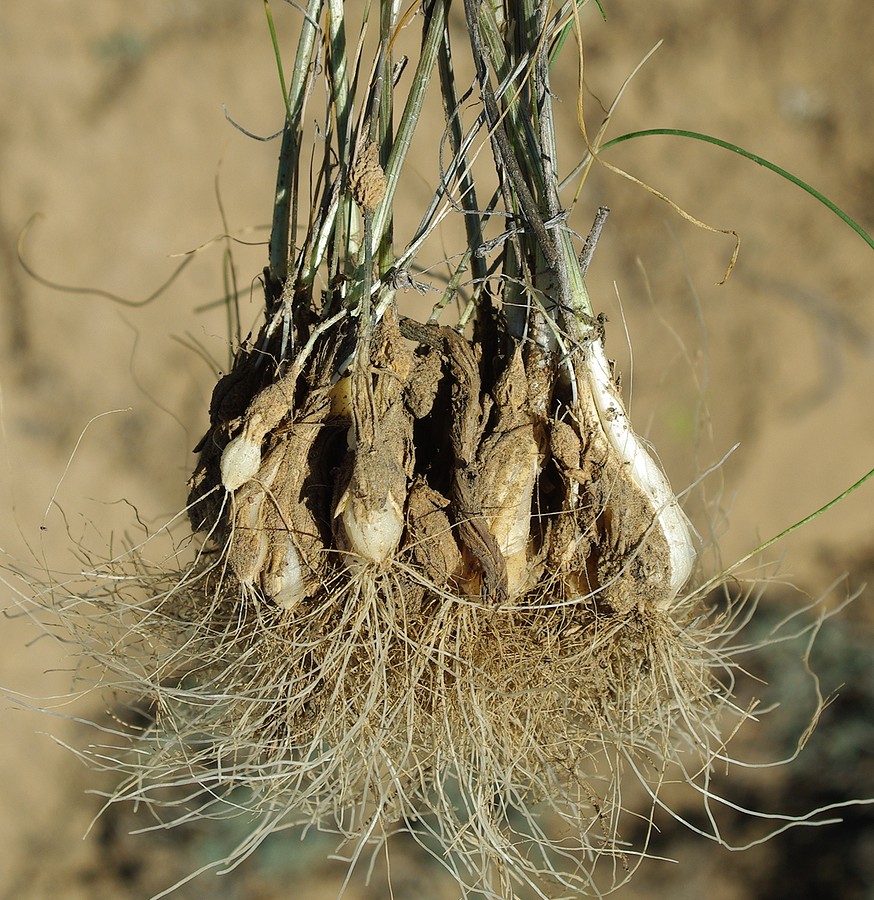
[584,336,697,604]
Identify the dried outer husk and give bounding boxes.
[333,309,414,567]
[187,345,268,536]
[225,473,274,588]
[212,314,350,497]
[219,376,299,492]
[542,416,594,590]
[186,313,351,607]
[349,140,387,212]
[406,478,464,588]
[405,343,443,420]
[188,348,306,531]
[213,390,333,609]
[441,326,510,603]
[473,347,541,599]
[255,392,332,609]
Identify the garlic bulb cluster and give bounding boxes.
[189,290,696,619]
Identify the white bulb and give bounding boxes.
[220,435,262,491]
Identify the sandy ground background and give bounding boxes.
[2,2,873,897]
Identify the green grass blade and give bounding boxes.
[550,0,605,67]
[755,466,874,560]
[263,0,292,121]
[600,128,874,252]
[696,464,874,599]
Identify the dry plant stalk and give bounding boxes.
[16,3,780,897]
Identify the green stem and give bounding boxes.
[369,0,447,256]
[266,0,323,287]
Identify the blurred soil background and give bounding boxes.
[2,1,873,897]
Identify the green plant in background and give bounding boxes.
[13,1,874,898]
